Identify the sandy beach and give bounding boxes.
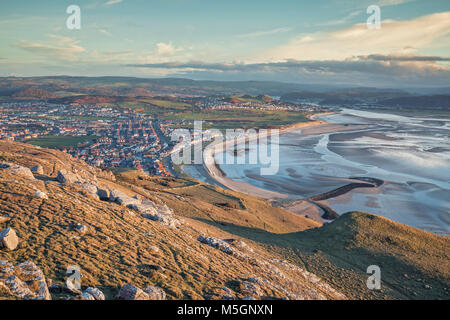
[184,109,450,235]
[201,114,367,201]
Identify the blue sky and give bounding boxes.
[0,0,449,87]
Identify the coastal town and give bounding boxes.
[0,97,322,176]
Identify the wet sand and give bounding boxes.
[201,117,368,201]
[192,109,450,235]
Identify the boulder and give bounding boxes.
[144,286,166,300]
[65,278,82,295]
[57,169,83,185]
[109,189,141,208]
[135,200,158,215]
[197,235,234,255]
[116,284,149,300]
[30,165,44,175]
[148,246,159,254]
[0,163,35,180]
[81,183,99,199]
[15,261,52,300]
[84,287,105,300]
[0,227,19,251]
[241,280,263,296]
[77,292,95,300]
[75,224,88,234]
[97,188,110,201]
[0,216,9,224]
[34,191,48,200]
[0,260,52,300]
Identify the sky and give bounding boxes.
[0,0,449,87]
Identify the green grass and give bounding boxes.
[167,109,309,129]
[25,135,99,148]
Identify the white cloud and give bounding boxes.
[105,0,122,6]
[155,42,177,56]
[376,0,415,7]
[98,29,112,36]
[236,27,292,39]
[257,12,450,62]
[316,10,362,27]
[12,36,86,62]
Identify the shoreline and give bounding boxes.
[201,113,335,201]
[197,112,384,224]
[199,112,371,213]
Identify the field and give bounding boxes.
[118,98,196,118]
[25,135,99,148]
[167,109,309,129]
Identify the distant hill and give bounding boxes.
[281,89,450,110]
[50,95,124,104]
[11,88,57,99]
[224,94,274,104]
[379,95,450,109]
[281,89,410,105]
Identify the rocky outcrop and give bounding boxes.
[197,235,241,256]
[75,223,88,234]
[144,286,166,300]
[34,191,48,199]
[109,189,140,208]
[97,188,110,200]
[0,162,35,180]
[78,292,95,300]
[84,287,105,300]
[116,284,165,300]
[116,284,149,300]
[80,182,99,199]
[142,204,181,228]
[57,169,83,185]
[0,227,19,250]
[0,260,52,300]
[65,278,82,295]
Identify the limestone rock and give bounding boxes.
[241,280,263,296]
[116,284,149,300]
[15,261,52,300]
[81,183,99,199]
[109,189,140,208]
[77,292,95,300]
[34,191,48,199]
[144,285,166,300]
[75,224,88,234]
[84,287,105,300]
[57,169,84,185]
[65,278,82,295]
[97,188,110,200]
[198,235,235,255]
[0,163,35,180]
[0,260,51,300]
[0,227,19,251]
[148,246,159,254]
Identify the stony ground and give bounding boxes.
[0,141,448,300]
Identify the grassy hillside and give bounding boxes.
[0,141,448,300]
